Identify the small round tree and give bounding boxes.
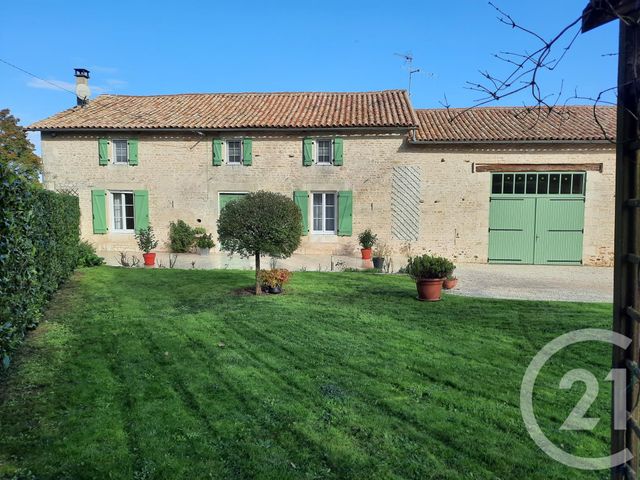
[217,191,303,294]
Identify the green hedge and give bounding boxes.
[0,162,80,368]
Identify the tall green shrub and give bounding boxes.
[0,161,80,368]
[168,219,196,252]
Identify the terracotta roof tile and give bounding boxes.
[413,106,616,143]
[27,90,418,131]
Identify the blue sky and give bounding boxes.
[0,1,618,152]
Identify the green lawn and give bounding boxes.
[0,267,612,479]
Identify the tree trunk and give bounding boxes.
[255,252,261,295]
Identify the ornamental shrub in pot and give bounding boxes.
[196,233,215,255]
[406,254,455,301]
[258,268,292,294]
[358,229,377,260]
[135,225,159,266]
[372,241,389,270]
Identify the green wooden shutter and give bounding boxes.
[91,189,107,234]
[293,191,309,234]
[128,139,138,165]
[134,190,149,231]
[98,139,109,166]
[243,138,252,166]
[333,138,343,166]
[303,138,313,166]
[213,139,223,166]
[337,191,353,236]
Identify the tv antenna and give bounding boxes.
[394,52,431,97]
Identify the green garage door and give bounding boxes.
[488,172,586,265]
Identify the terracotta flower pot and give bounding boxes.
[143,252,156,266]
[416,278,444,301]
[361,248,372,260]
[443,278,458,290]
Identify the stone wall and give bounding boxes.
[41,131,615,265]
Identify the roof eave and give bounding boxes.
[408,138,614,145]
[31,125,416,133]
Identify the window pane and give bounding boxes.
[491,174,502,194]
[114,140,128,163]
[317,140,331,164]
[514,174,525,194]
[113,193,123,230]
[526,174,537,194]
[503,174,514,194]
[325,194,336,232]
[572,174,584,195]
[126,216,135,230]
[537,174,548,194]
[549,174,560,194]
[313,193,323,231]
[561,174,572,194]
[227,141,241,163]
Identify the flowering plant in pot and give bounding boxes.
[358,229,377,260]
[196,233,215,255]
[258,268,292,294]
[406,254,455,301]
[135,225,159,266]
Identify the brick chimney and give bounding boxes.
[74,68,90,106]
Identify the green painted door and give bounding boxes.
[219,193,247,212]
[488,198,536,263]
[533,198,584,265]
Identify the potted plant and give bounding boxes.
[372,241,389,270]
[196,233,215,255]
[258,268,292,294]
[443,274,458,290]
[135,225,159,266]
[358,229,377,260]
[406,254,454,301]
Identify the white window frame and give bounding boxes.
[110,190,135,233]
[226,139,243,165]
[311,191,337,234]
[315,138,333,165]
[112,139,129,165]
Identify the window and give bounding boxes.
[490,172,586,195]
[312,192,337,233]
[316,139,333,165]
[111,192,135,232]
[113,140,129,164]
[227,140,242,164]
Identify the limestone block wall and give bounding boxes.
[394,143,615,266]
[41,131,615,265]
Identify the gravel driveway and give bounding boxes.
[449,263,613,303]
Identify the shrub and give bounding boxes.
[78,240,105,267]
[196,233,215,249]
[358,229,377,249]
[0,161,80,368]
[217,191,302,294]
[405,254,455,280]
[135,225,159,254]
[169,219,196,252]
[258,269,292,288]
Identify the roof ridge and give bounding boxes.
[415,105,615,113]
[98,89,408,99]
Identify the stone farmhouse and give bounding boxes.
[28,70,616,266]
